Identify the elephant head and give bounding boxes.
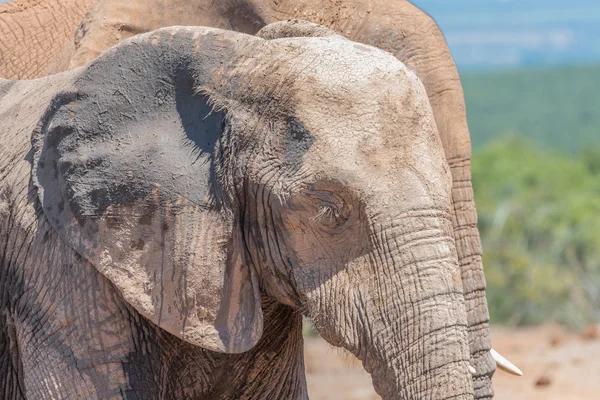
[32,25,475,398]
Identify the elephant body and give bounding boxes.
[0,0,97,79]
[0,1,498,398]
[1,9,495,396]
[0,24,481,399]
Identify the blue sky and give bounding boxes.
[413,0,600,70]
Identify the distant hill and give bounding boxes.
[461,64,599,154]
[412,0,600,70]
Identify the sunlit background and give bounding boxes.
[418,0,600,70]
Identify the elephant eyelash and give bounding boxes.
[307,190,351,228]
[314,205,340,221]
[312,204,348,230]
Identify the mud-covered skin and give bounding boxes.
[0,31,309,400]
[2,25,476,399]
[1,2,495,396]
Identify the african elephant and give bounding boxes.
[0,0,524,397]
[1,22,480,399]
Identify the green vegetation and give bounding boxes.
[473,138,600,327]
[463,64,600,327]
[462,64,600,154]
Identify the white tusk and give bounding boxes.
[468,365,477,376]
[491,348,523,376]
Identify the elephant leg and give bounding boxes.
[2,230,150,398]
[190,298,307,399]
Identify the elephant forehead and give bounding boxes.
[274,36,409,92]
[273,37,433,137]
[286,39,438,168]
[246,36,451,208]
[302,122,451,212]
[282,41,450,209]
[304,125,451,213]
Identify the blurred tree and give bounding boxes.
[472,136,600,327]
[582,146,600,175]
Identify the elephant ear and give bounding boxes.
[31,27,263,354]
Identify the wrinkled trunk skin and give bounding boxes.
[0,0,98,79]
[385,13,497,394]
[375,9,496,397]
[449,161,495,397]
[306,215,474,400]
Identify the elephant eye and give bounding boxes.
[312,203,349,229]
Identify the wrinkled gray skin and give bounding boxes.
[2,2,496,396]
[0,24,475,399]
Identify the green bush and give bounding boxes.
[472,136,600,327]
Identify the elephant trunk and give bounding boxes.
[449,159,496,397]
[311,215,475,400]
[367,3,497,395]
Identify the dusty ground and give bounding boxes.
[305,324,600,399]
